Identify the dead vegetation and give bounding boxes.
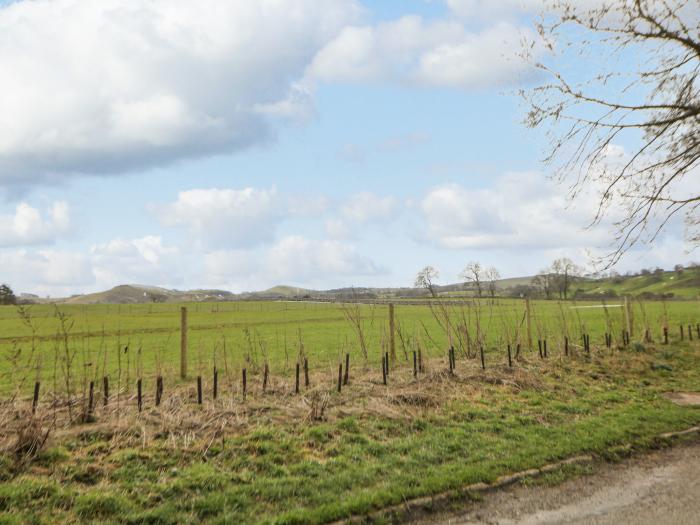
[0,346,652,466]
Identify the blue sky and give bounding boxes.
[0,0,694,296]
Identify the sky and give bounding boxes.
[0,0,696,297]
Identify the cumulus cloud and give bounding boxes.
[205,235,382,289]
[0,249,95,295]
[340,192,397,223]
[0,201,71,246]
[325,192,398,239]
[267,235,382,281]
[418,171,610,249]
[91,235,182,286]
[309,16,536,89]
[151,187,281,249]
[0,0,361,184]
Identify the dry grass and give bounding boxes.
[0,343,673,464]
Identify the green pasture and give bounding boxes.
[0,298,698,394]
[2,338,700,523]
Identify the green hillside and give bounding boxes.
[576,269,700,299]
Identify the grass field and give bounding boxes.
[0,299,699,523]
[1,298,699,395]
[576,269,700,299]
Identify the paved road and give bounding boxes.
[427,439,700,525]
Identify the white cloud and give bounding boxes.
[340,192,397,223]
[0,201,72,246]
[325,192,398,239]
[309,16,536,89]
[91,235,182,287]
[152,187,281,249]
[419,171,610,250]
[204,235,383,290]
[0,249,95,295]
[0,0,361,184]
[267,235,381,282]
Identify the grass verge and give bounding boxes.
[1,341,699,524]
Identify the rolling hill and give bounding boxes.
[20,267,700,305]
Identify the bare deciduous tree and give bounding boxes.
[523,0,700,267]
[461,261,484,297]
[532,270,554,299]
[415,266,440,298]
[485,266,500,297]
[551,258,583,299]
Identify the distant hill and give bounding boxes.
[62,285,237,304]
[256,285,314,298]
[575,269,700,300]
[22,267,699,305]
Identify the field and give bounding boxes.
[1,298,699,395]
[576,269,700,299]
[0,298,699,524]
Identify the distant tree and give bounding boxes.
[652,267,665,281]
[415,266,439,298]
[485,266,500,298]
[640,268,651,276]
[674,264,684,276]
[460,261,484,297]
[532,271,554,299]
[507,284,540,298]
[550,258,583,299]
[0,284,17,305]
[611,272,625,285]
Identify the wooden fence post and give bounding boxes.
[389,303,396,360]
[87,381,94,418]
[137,379,143,412]
[624,296,634,338]
[344,353,350,385]
[180,307,188,379]
[103,376,109,407]
[155,376,163,406]
[382,354,387,385]
[32,381,40,415]
[525,298,533,351]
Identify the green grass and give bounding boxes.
[0,298,698,395]
[1,340,700,523]
[577,269,700,299]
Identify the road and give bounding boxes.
[427,439,700,525]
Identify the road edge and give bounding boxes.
[330,425,700,525]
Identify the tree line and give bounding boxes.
[415,257,583,299]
